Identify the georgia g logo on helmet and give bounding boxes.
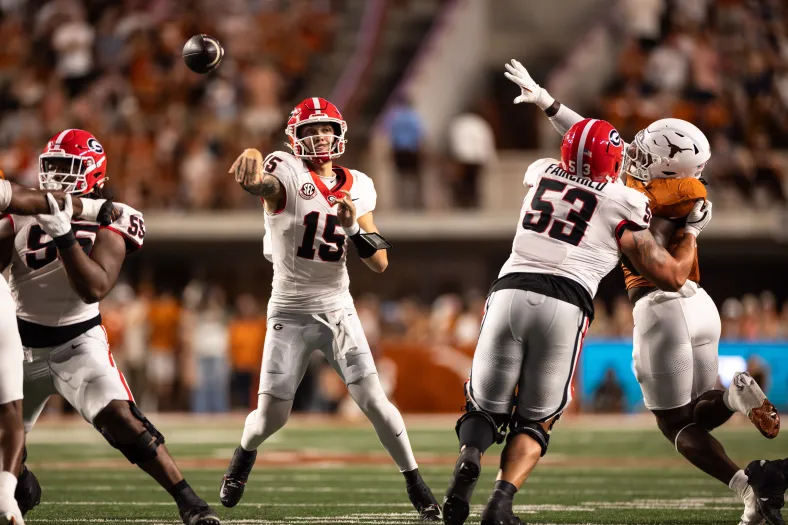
[87,137,104,154]
[608,129,621,147]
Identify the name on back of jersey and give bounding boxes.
[541,163,609,192]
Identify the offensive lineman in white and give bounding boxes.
[504,60,787,525]
[0,169,118,525]
[220,97,442,521]
[442,118,713,525]
[0,130,221,525]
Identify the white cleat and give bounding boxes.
[739,485,766,525]
[726,372,780,439]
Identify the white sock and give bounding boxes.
[240,394,293,451]
[0,471,17,500]
[729,469,749,498]
[348,375,418,472]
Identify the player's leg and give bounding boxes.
[480,293,588,525]
[634,292,772,525]
[321,306,441,521]
[50,327,219,525]
[0,283,27,524]
[221,311,314,508]
[444,290,519,525]
[13,356,55,518]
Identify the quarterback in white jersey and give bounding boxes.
[443,118,711,525]
[221,97,442,521]
[0,168,120,525]
[505,59,786,525]
[0,130,220,525]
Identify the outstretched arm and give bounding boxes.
[229,148,285,212]
[2,180,85,216]
[504,59,585,135]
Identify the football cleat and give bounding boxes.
[726,373,780,439]
[14,466,41,516]
[220,446,257,508]
[745,459,786,525]
[180,503,220,525]
[407,479,442,521]
[443,446,482,525]
[480,497,525,525]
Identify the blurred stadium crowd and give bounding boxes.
[78,280,788,416]
[0,0,335,210]
[1,0,786,210]
[604,0,788,207]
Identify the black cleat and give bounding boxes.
[220,446,257,508]
[480,492,526,525]
[407,479,442,521]
[443,446,481,525]
[746,459,787,525]
[180,503,221,525]
[15,465,41,516]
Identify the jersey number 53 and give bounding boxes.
[522,179,598,246]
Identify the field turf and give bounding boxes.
[23,413,787,524]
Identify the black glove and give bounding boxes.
[97,199,122,226]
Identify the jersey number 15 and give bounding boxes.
[296,211,345,262]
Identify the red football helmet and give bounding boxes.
[285,97,347,164]
[560,118,623,183]
[39,129,107,194]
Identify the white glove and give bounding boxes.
[684,199,712,237]
[504,59,555,110]
[36,193,73,239]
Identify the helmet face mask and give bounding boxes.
[39,129,107,195]
[286,98,347,164]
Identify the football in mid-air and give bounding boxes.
[182,34,224,74]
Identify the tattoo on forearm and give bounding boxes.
[631,229,667,267]
[242,175,280,197]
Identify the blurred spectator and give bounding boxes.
[147,290,181,411]
[386,96,425,209]
[51,6,95,97]
[228,294,266,409]
[447,108,496,208]
[620,0,664,49]
[592,368,625,413]
[721,297,743,340]
[740,294,762,341]
[611,295,634,338]
[750,132,787,204]
[187,285,231,413]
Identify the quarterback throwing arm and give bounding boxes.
[231,148,390,272]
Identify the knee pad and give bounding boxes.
[508,414,553,456]
[97,402,166,465]
[456,381,510,445]
[15,465,41,516]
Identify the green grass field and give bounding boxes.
[22,413,787,524]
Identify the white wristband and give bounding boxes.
[76,198,105,221]
[345,221,360,236]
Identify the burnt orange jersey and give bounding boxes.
[622,177,706,290]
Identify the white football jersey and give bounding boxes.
[499,158,651,298]
[0,203,144,327]
[262,151,377,314]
